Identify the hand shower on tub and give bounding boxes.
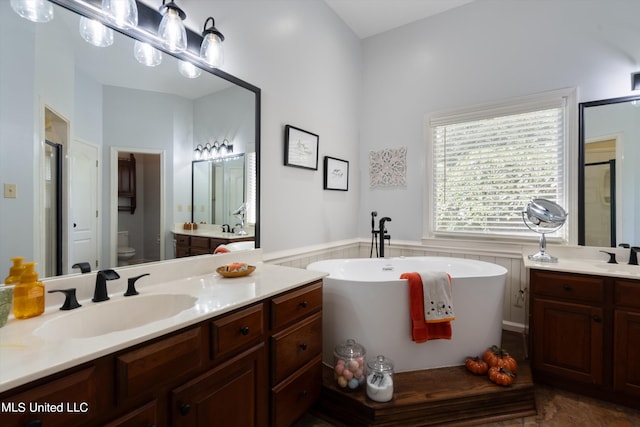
[370,211,392,258]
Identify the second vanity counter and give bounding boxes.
[0,250,326,394]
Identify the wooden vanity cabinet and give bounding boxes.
[0,280,323,427]
[174,234,254,257]
[529,269,640,409]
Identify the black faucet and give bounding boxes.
[379,217,391,258]
[92,269,120,302]
[72,262,91,273]
[629,247,640,266]
[124,273,150,296]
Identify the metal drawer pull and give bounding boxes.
[240,326,250,335]
[593,316,602,323]
[179,403,191,416]
[562,284,573,292]
[299,300,308,308]
[299,389,308,397]
[300,342,308,350]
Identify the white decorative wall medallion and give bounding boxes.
[369,147,407,188]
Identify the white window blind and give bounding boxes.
[429,92,571,238]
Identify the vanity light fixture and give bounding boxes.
[101,0,138,29]
[200,17,225,68]
[134,40,162,67]
[79,17,114,47]
[178,60,201,79]
[221,139,233,154]
[632,72,640,91]
[158,0,187,53]
[10,0,54,23]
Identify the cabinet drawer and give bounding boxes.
[175,235,190,246]
[116,327,204,402]
[191,236,211,249]
[0,366,99,427]
[103,400,157,427]
[615,279,640,309]
[530,270,605,303]
[271,312,322,384]
[271,356,323,427]
[271,281,322,329]
[211,304,264,360]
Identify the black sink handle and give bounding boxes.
[48,289,82,310]
[124,273,150,296]
[599,251,617,264]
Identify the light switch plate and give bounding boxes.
[4,183,17,198]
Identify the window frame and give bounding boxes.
[423,88,578,244]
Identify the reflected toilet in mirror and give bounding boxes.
[117,231,136,266]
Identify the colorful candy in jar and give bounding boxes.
[333,338,366,390]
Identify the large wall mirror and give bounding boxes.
[0,0,260,279]
[579,95,640,247]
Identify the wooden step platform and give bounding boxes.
[313,360,536,426]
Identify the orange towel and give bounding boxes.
[401,272,452,342]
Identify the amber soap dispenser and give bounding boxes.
[4,256,25,285]
[13,262,45,319]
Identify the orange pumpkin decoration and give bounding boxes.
[465,356,489,375]
[488,367,516,386]
[482,345,518,372]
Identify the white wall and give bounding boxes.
[174,0,363,253]
[359,0,640,242]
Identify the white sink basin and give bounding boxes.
[34,294,197,340]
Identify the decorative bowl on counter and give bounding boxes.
[216,263,256,278]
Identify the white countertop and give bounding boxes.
[0,251,325,393]
[522,245,640,280]
[172,224,255,240]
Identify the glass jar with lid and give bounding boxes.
[333,338,366,390]
[366,355,394,402]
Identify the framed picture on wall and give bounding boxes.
[284,125,319,170]
[323,156,349,191]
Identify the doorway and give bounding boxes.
[110,148,164,267]
[584,138,618,247]
[43,107,69,277]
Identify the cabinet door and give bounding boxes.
[171,344,267,427]
[532,297,604,385]
[614,310,640,398]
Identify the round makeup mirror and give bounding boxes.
[522,199,567,262]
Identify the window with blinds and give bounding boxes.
[427,89,574,239]
[246,152,257,224]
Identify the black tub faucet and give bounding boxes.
[629,247,640,266]
[379,217,392,258]
[92,269,120,302]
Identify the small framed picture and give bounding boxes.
[323,156,349,191]
[284,125,319,170]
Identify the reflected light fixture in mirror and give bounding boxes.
[79,16,114,47]
[101,0,138,29]
[178,60,201,79]
[158,0,187,53]
[200,17,224,68]
[134,40,162,66]
[10,0,54,22]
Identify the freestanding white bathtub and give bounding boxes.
[307,257,508,373]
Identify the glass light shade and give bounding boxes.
[178,61,201,79]
[133,41,162,67]
[200,33,224,68]
[101,0,137,29]
[158,8,187,53]
[79,17,114,48]
[10,0,54,23]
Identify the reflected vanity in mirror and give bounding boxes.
[579,95,640,247]
[0,0,260,279]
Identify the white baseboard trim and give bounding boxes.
[502,320,526,334]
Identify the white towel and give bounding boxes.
[420,272,454,323]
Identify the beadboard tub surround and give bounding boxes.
[0,249,326,393]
